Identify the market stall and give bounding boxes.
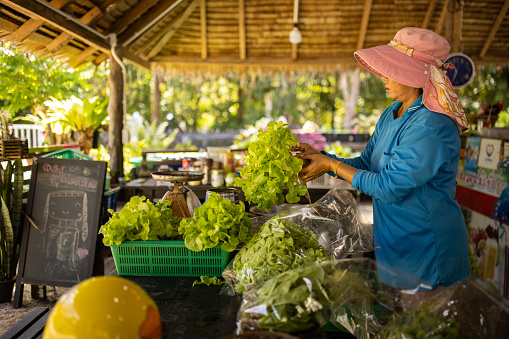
[456,127,509,307]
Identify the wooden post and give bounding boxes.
[107,45,124,184]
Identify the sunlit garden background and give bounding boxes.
[1,42,508,179]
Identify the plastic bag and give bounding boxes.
[222,188,374,294]
[236,258,431,336]
[386,278,508,339]
[237,262,335,333]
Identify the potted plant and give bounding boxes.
[44,96,109,155]
[0,113,25,303]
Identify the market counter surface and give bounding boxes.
[125,276,355,339]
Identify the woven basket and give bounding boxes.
[0,138,29,161]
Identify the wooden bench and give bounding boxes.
[0,307,50,339]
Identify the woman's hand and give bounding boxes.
[291,143,320,155]
[292,143,335,182]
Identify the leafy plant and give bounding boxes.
[229,219,329,293]
[44,96,109,155]
[99,196,181,246]
[0,158,24,281]
[240,264,331,333]
[234,121,307,212]
[178,192,252,252]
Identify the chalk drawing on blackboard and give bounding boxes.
[40,190,89,280]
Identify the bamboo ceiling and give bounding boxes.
[0,0,508,72]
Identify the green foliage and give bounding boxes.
[231,219,329,293]
[241,264,331,332]
[192,276,225,287]
[0,159,24,281]
[374,305,467,339]
[174,141,198,150]
[0,44,83,114]
[44,96,109,132]
[99,196,182,246]
[325,141,361,158]
[178,192,252,252]
[234,121,307,211]
[459,66,509,114]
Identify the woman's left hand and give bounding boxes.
[294,150,335,182]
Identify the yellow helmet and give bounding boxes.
[43,276,162,339]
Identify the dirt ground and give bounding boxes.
[0,257,117,336]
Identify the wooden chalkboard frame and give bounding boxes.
[13,157,107,308]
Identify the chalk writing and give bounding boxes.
[43,163,65,174]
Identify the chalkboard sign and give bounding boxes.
[13,157,106,308]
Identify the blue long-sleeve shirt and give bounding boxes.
[324,95,470,289]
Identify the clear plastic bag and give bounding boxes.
[397,278,508,339]
[236,258,431,336]
[222,189,374,294]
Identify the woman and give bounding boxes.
[294,27,470,295]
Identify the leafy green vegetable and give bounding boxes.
[178,192,252,252]
[192,276,225,287]
[234,120,307,212]
[230,219,329,293]
[241,264,332,333]
[99,196,181,246]
[374,305,468,339]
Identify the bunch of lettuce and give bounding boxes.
[99,196,181,246]
[178,192,252,252]
[238,264,332,333]
[227,219,329,293]
[374,305,466,339]
[234,120,307,212]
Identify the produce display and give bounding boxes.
[238,264,333,333]
[224,219,329,293]
[178,192,252,252]
[234,120,308,212]
[374,305,466,339]
[99,196,181,246]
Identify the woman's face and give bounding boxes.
[381,76,420,103]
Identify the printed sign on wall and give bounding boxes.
[478,138,502,170]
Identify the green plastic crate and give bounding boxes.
[42,149,92,160]
[110,241,230,277]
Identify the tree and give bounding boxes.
[0,43,83,115]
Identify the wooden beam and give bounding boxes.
[0,17,83,56]
[357,0,373,50]
[145,0,200,59]
[46,6,102,54]
[201,0,207,59]
[94,53,109,65]
[452,7,463,53]
[76,46,97,62]
[10,0,71,42]
[238,0,246,60]
[479,0,509,58]
[106,0,158,36]
[133,7,187,55]
[435,0,448,35]
[118,0,180,45]
[98,0,123,12]
[2,0,110,54]
[422,0,438,29]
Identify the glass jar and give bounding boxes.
[211,169,224,187]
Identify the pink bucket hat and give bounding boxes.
[354,27,468,133]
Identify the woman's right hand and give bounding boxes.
[291,143,320,155]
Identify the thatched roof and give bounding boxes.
[1,0,508,72]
